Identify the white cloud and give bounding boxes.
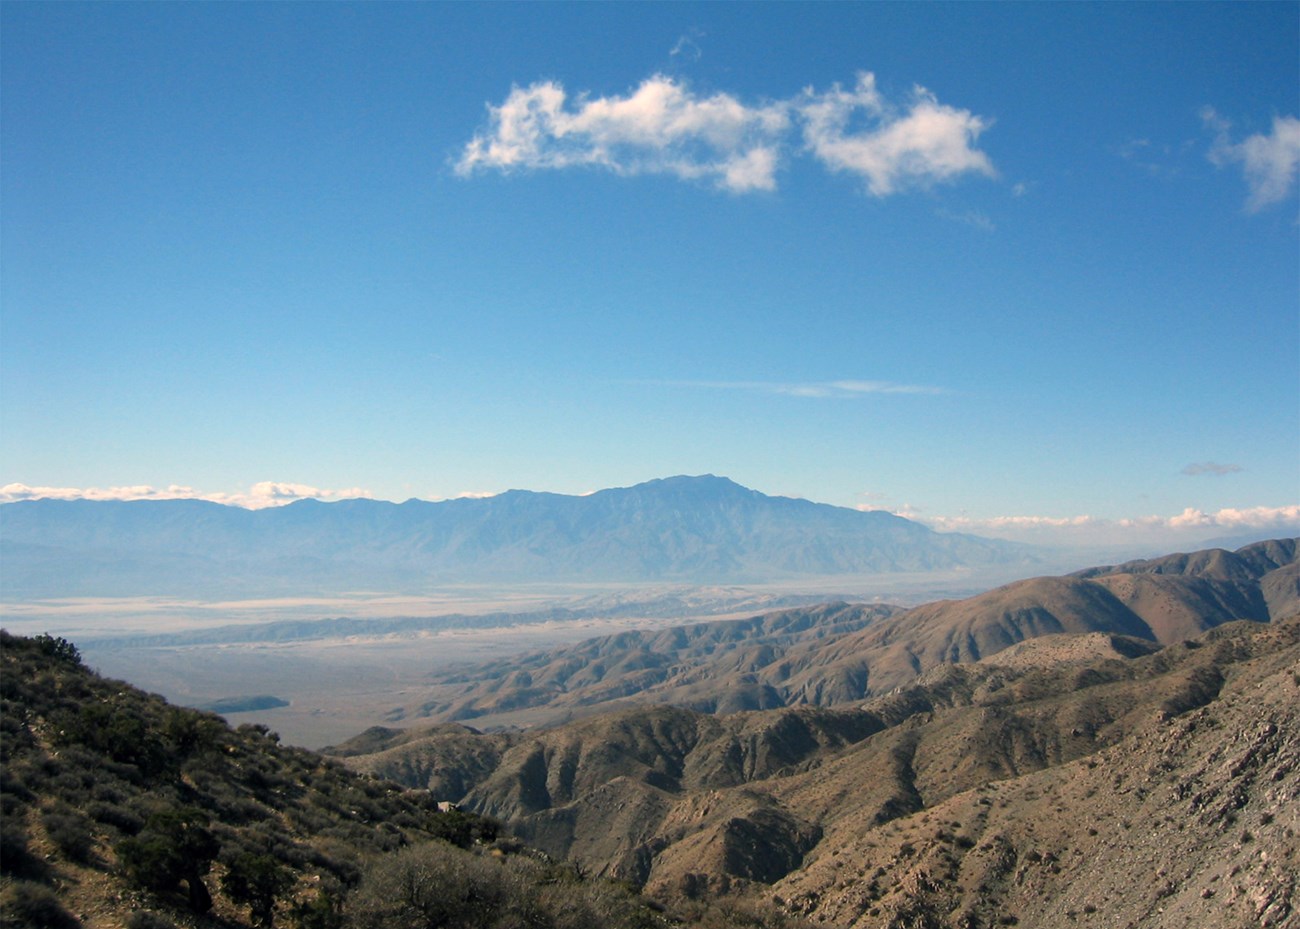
[656,378,946,397]
[1204,108,1300,211]
[1142,504,1300,532]
[457,71,996,197]
[915,504,1298,546]
[799,73,996,196]
[0,482,373,509]
[456,75,789,193]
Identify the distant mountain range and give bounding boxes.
[0,475,1033,598]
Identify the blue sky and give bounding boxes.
[2,2,1297,548]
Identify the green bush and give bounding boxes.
[116,807,219,913]
[221,852,295,928]
[32,634,81,667]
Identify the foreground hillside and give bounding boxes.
[338,616,1300,928]
[385,539,1298,729]
[0,631,796,929]
[0,475,1027,598]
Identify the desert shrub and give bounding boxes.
[85,800,144,836]
[349,842,522,929]
[0,826,31,878]
[48,703,170,779]
[161,707,225,758]
[426,809,501,849]
[41,808,95,863]
[221,795,275,826]
[0,880,81,929]
[0,713,33,765]
[1,791,26,818]
[286,803,334,835]
[290,890,346,929]
[0,823,43,880]
[301,838,363,888]
[0,760,34,800]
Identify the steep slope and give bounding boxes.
[391,539,1298,729]
[0,475,1029,597]
[0,631,792,929]
[769,620,1300,929]
[338,615,1300,926]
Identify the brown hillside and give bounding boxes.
[339,616,1300,929]
[769,619,1300,928]
[386,539,1296,730]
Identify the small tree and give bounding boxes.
[221,852,294,928]
[117,808,219,913]
[33,633,81,666]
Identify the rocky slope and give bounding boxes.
[770,619,1300,929]
[338,616,1300,928]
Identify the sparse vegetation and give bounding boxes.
[4,541,1298,929]
[0,629,807,929]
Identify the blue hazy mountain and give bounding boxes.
[0,475,1033,598]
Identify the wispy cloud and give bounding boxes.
[669,29,705,62]
[654,378,947,398]
[936,207,995,231]
[1203,107,1300,211]
[1115,136,1196,180]
[0,482,373,509]
[456,72,996,197]
[1181,461,1243,477]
